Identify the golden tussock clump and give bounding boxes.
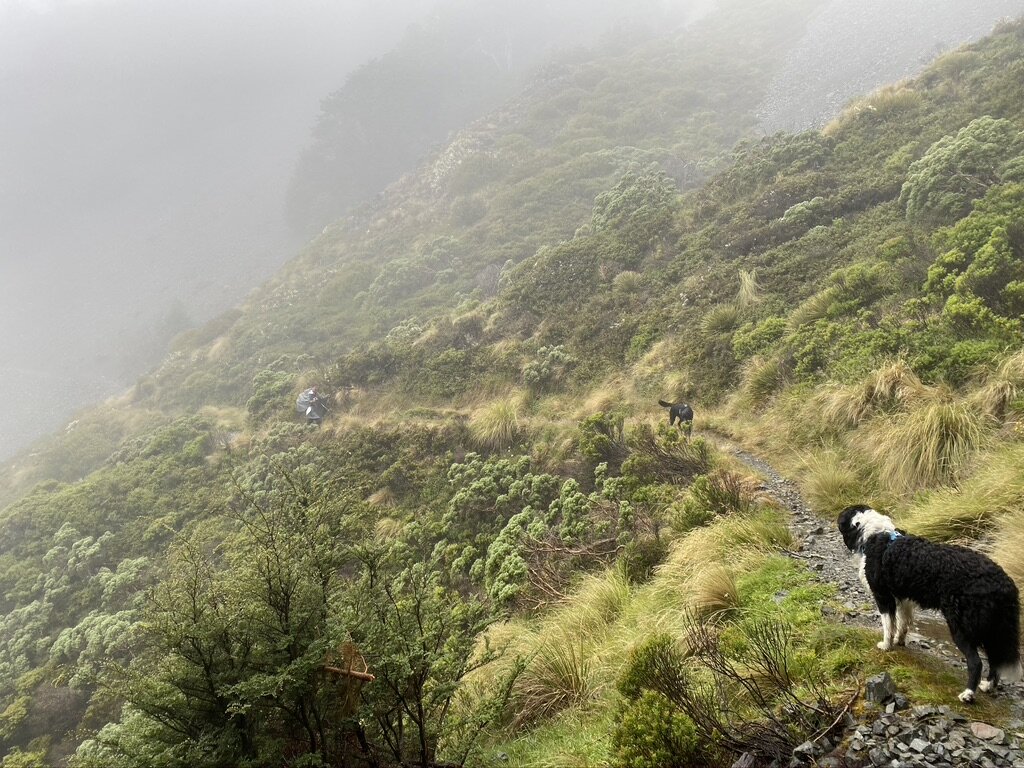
[864,399,990,492]
[898,444,1024,541]
[818,360,928,428]
[736,269,760,308]
[366,487,397,509]
[511,632,600,727]
[788,288,837,329]
[799,450,864,516]
[689,565,741,619]
[469,396,525,451]
[741,356,788,409]
[970,350,1024,420]
[702,302,741,335]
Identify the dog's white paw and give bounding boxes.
[978,680,993,692]
[876,640,893,651]
[958,689,975,703]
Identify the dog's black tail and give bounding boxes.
[987,591,1022,683]
[658,400,673,408]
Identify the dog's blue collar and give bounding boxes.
[856,530,902,554]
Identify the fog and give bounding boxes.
[0,0,438,457]
[1,0,1022,460]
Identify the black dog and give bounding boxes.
[658,400,693,436]
[838,504,1022,703]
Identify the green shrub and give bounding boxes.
[612,691,701,768]
[617,633,690,704]
[246,369,300,424]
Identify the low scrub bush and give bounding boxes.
[612,691,701,768]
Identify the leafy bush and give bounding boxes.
[612,691,701,768]
[901,117,1024,225]
[245,369,298,424]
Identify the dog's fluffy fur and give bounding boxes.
[838,504,1022,703]
[658,400,693,433]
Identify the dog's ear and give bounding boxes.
[837,506,864,551]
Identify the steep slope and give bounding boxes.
[2,3,1024,767]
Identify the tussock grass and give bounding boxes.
[863,84,922,116]
[741,356,788,408]
[897,444,1024,541]
[558,569,633,633]
[788,288,836,328]
[799,451,865,516]
[865,399,990,492]
[469,395,525,451]
[656,510,792,592]
[690,565,741,618]
[990,509,1024,589]
[513,633,601,726]
[970,350,1024,420]
[612,270,642,295]
[578,377,630,417]
[366,487,397,509]
[737,269,760,307]
[373,516,404,541]
[631,340,693,401]
[819,360,928,427]
[702,303,741,335]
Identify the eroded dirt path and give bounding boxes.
[725,445,1024,726]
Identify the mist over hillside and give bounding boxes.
[758,0,1024,131]
[0,0,438,458]
[3,0,1020,462]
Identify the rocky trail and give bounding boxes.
[725,446,1024,767]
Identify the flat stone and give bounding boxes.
[971,722,1005,741]
[909,738,930,753]
[731,754,757,768]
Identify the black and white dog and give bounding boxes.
[838,504,1022,703]
[658,400,693,435]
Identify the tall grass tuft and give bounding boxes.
[788,288,836,329]
[513,634,600,726]
[702,303,741,335]
[366,486,397,509]
[613,270,643,295]
[469,396,524,451]
[736,269,760,308]
[898,444,1024,540]
[742,356,788,409]
[799,451,865,515]
[557,569,632,636]
[970,350,1024,420]
[690,565,741,618]
[991,509,1024,590]
[656,511,792,594]
[819,360,928,428]
[866,400,990,492]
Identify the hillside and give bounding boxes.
[3,2,1024,766]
